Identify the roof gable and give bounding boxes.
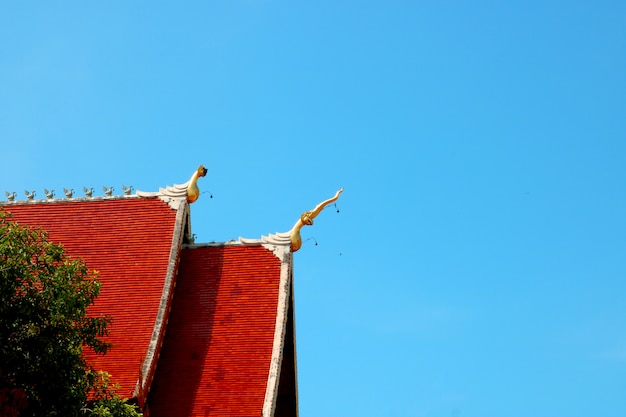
[2,197,186,402]
[147,244,297,417]
[1,172,312,415]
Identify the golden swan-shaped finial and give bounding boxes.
[136,165,208,208]
[289,188,343,252]
[186,165,208,203]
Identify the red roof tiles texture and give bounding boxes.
[2,198,180,399]
[148,245,282,417]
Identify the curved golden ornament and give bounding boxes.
[186,165,208,203]
[290,188,343,252]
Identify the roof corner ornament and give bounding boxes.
[5,191,16,201]
[136,165,208,209]
[63,188,74,198]
[83,187,94,197]
[289,188,343,252]
[185,165,208,203]
[25,190,35,201]
[237,188,344,252]
[45,189,55,199]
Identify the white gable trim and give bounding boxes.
[262,245,293,417]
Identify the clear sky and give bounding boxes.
[1,2,625,416]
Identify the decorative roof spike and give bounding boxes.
[289,188,343,252]
[44,189,55,199]
[83,187,94,197]
[63,188,74,198]
[103,186,114,196]
[136,165,208,209]
[5,191,16,201]
[122,185,134,195]
[186,165,208,203]
[238,188,344,252]
[25,190,35,201]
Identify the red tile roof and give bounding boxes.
[147,244,290,417]
[2,193,299,416]
[2,197,184,401]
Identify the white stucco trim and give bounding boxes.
[262,244,293,417]
[134,201,188,402]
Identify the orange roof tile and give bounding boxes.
[2,197,185,401]
[147,244,293,417]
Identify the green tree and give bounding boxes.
[83,371,142,417]
[0,210,140,417]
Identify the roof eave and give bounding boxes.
[134,200,189,406]
[262,244,296,417]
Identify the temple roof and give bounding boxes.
[2,196,186,403]
[1,186,298,416]
[148,244,296,416]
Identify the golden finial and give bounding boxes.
[186,165,208,203]
[136,164,208,208]
[289,188,343,252]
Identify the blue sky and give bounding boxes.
[2,2,626,416]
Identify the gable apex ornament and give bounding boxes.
[289,188,343,251]
[238,188,343,252]
[137,165,208,209]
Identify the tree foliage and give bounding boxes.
[0,210,140,417]
[83,372,142,417]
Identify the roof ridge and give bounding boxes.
[1,194,142,205]
[3,186,137,203]
[4,165,209,209]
